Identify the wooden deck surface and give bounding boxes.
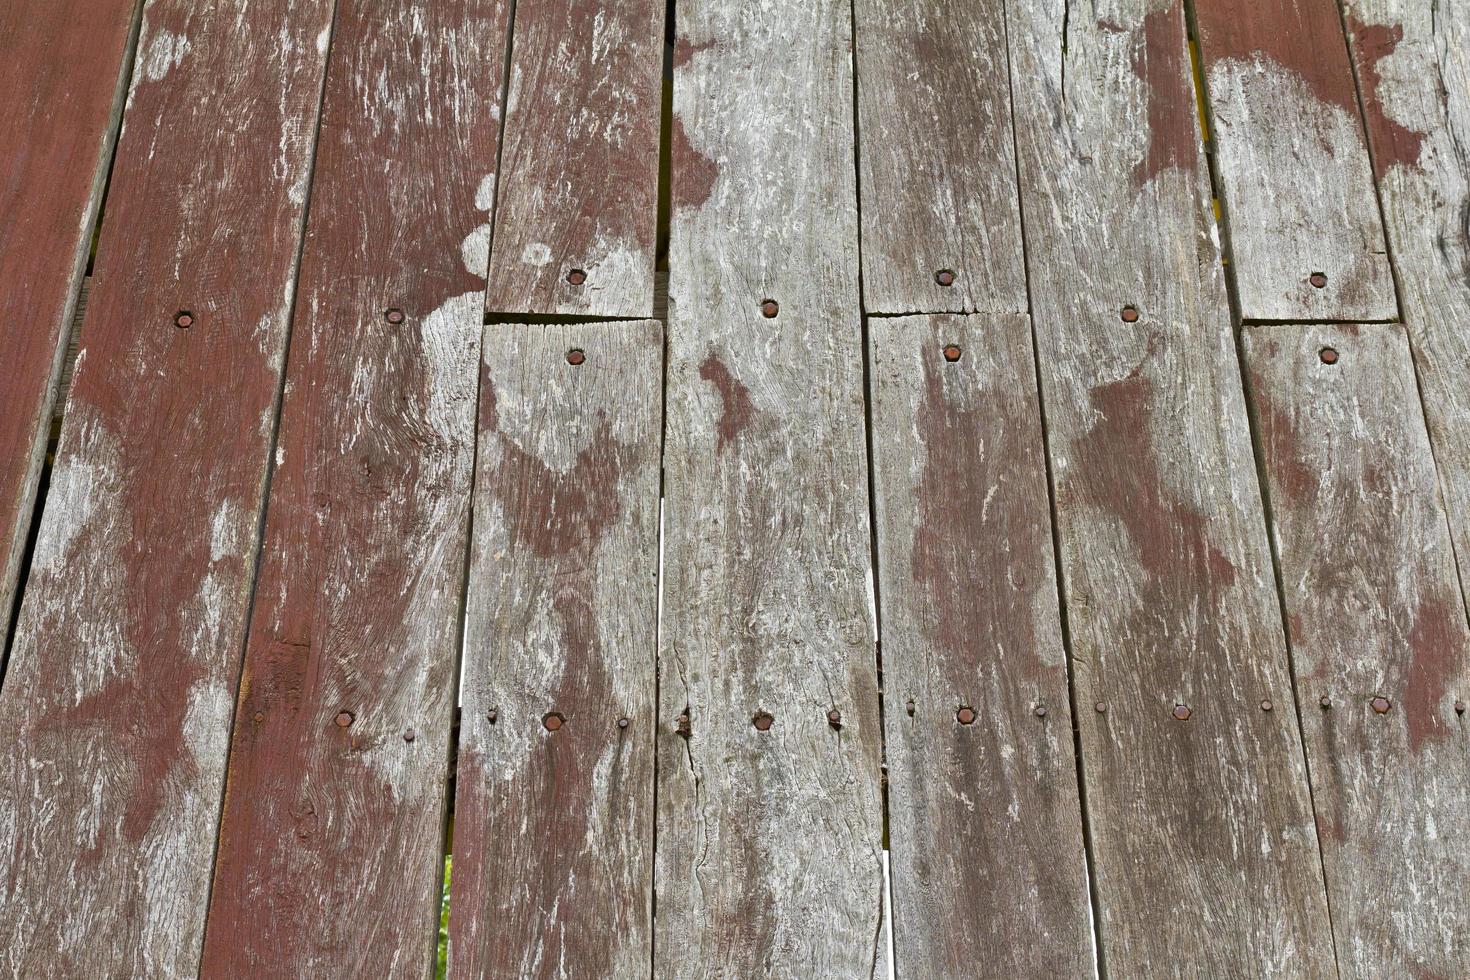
[1,0,1466,976]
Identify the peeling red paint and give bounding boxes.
[1131,7,1200,188]
[1253,389,1317,505]
[497,418,626,558]
[1345,15,1426,179]
[671,115,718,212]
[1404,593,1460,753]
[698,354,754,453]
[672,37,715,69]
[1195,0,1361,116]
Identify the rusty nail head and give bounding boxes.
[487,709,498,724]
[385,307,405,325]
[935,269,956,287]
[253,711,265,723]
[566,268,587,286]
[335,711,354,728]
[174,311,194,329]
[566,348,586,366]
[1120,305,1139,323]
[1371,696,1391,714]
[956,706,976,725]
[1260,699,1274,712]
[942,344,962,362]
[1456,700,1466,715]
[618,717,630,730]
[905,699,916,717]
[827,709,842,728]
[543,712,565,731]
[403,728,416,742]
[1094,701,1107,713]
[760,299,779,318]
[1319,695,1332,710]
[1319,347,1339,365]
[1172,704,1192,721]
[1034,705,1047,718]
[753,711,774,731]
[676,713,691,735]
[1309,272,1328,289]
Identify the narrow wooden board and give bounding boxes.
[449,321,662,979]
[1341,0,1470,622]
[1003,1,1337,973]
[0,0,139,639]
[1193,0,1396,321]
[853,0,1027,315]
[656,0,887,974]
[199,3,509,975]
[868,314,1093,977]
[0,2,334,974]
[1243,323,1470,977]
[484,0,663,318]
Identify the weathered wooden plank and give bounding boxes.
[1243,323,1470,977]
[0,2,334,974]
[1341,0,1470,622]
[484,0,663,318]
[1003,1,1336,973]
[198,3,509,976]
[1193,0,1397,321]
[853,0,1027,315]
[656,0,886,974]
[449,321,662,979]
[0,0,139,641]
[868,313,1092,977]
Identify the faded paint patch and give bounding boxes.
[1345,16,1426,178]
[1131,7,1200,188]
[697,354,754,453]
[671,115,718,212]
[1404,594,1461,753]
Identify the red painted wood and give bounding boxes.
[0,2,334,974]
[201,2,511,975]
[0,0,138,640]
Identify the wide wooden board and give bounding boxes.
[1194,0,1397,321]
[0,2,334,974]
[0,0,139,639]
[199,2,509,975]
[1341,0,1470,619]
[656,0,887,974]
[853,0,1027,315]
[1003,1,1336,973]
[484,0,663,318]
[1244,323,1470,977]
[449,321,662,979]
[869,314,1093,977]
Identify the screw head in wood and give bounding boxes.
[1319,347,1339,365]
[942,344,962,362]
[956,706,976,725]
[752,711,774,731]
[934,269,956,287]
[827,709,843,729]
[566,268,587,286]
[1371,696,1391,714]
[1309,272,1328,289]
[384,307,405,325]
[1260,699,1274,712]
[543,712,565,731]
[1120,305,1139,323]
[566,348,586,366]
[1172,704,1192,721]
[174,310,194,329]
[403,728,416,742]
[335,711,354,728]
[760,299,779,318]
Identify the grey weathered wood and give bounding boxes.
[0,1,334,974]
[853,0,1027,315]
[1003,0,1336,973]
[484,0,663,318]
[449,321,662,979]
[656,0,887,974]
[868,314,1093,977]
[1243,323,1470,978]
[1341,0,1470,620]
[200,2,509,975]
[1194,0,1397,321]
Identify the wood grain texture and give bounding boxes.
[0,1,334,974]
[449,321,662,980]
[853,0,1027,315]
[0,0,139,641]
[656,0,887,974]
[1194,0,1397,321]
[868,314,1092,978]
[1244,323,1470,978]
[199,2,508,975]
[484,0,663,318]
[1003,1,1336,973]
[1342,0,1470,624]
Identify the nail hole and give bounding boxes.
[956,706,976,725]
[1120,305,1139,323]
[1371,696,1391,714]
[174,310,194,329]
[1309,272,1328,289]
[760,299,779,319]
[1319,347,1339,365]
[566,268,587,286]
[566,348,586,366]
[942,344,962,362]
[1172,704,1192,721]
[543,712,565,731]
[934,269,956,287]
[752,711,774,732]
[384,307,405,325]
[335,711,354,728]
